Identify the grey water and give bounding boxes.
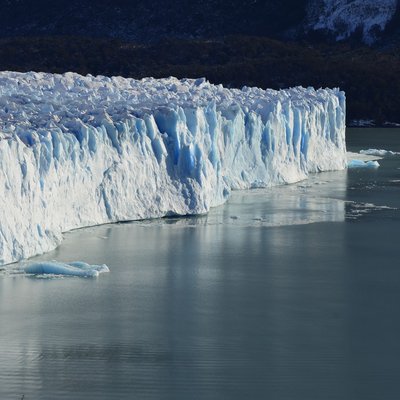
[1,128,400,400]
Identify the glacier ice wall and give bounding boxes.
[0,72,346,265]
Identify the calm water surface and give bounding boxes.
[1,128,400,399]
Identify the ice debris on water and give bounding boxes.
[23,261,109,277]
[346,201,397,220]
[0,71,347,265]
[360,149,400,157]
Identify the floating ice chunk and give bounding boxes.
[24,261,109,277]
[360,149,400,157]
[348,159,380,169]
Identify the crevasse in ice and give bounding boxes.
[0,72,347,265]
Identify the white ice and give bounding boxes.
[0,72,347,265]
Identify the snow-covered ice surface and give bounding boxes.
[307,0,397,44]
[0,72,346,265]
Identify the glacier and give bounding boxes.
[0,71,346,266]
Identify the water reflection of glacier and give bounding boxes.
[0,170,347,277]
[137,170,348,229]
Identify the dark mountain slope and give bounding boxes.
[1,0,399,45]
[0,35,398,124]
[0,0,308,41]
[0,1,399,124]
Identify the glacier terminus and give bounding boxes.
[0,72,347,265]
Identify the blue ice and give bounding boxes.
[348,159,380,169]
[24,261,110,277]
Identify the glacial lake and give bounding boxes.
[1,128,400,400]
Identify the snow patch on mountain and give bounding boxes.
[0,72,346,265]
[307,0,397,44]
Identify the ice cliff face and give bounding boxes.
[0,72,346,265]
[307,0,397,44]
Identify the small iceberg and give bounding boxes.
[348,159,380,169]
[24,261,110,277]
